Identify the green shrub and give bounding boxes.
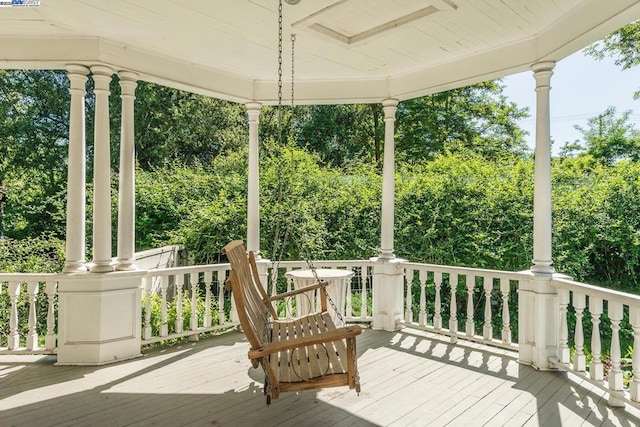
[141,289,219,337]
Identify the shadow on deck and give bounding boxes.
[0,328,639,426]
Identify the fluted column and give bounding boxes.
[116,71,138,271]
[90,65,115,273]
[246,102,261,258]
[379,99,398,259]
[531,61,555,274]
[63,65,90,273]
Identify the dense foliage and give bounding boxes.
[114,148,640,292]
[1,47,640,293]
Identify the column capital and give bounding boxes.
[531,61,556,73]
[66,70,89,94]
[532,61,555,89]
[66,64,90,76]
[246,102,262,111]
[118,71,138,97]
[117,70,139,81]
[90,65,114,77]
[91,65,114,92]
[382,98,399,119]
[246,102,262,122]
[382,98,399,108]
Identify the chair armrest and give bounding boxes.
[248,325,362,359]
[266,281,329,302]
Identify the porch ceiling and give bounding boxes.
[0,0,639,104]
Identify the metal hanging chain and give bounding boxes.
[288,31,346,325]
[270,0,286,290]
[277,0,283,113]
[271,0,345,327]
[291,33,295,107]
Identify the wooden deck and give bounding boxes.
[1,328,639,426]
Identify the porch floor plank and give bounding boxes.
[1,328,640,426]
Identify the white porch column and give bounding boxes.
[379,98,398,259]
[246,102,261,258]
[531,62,555,275]
[519,61,558,370]
[63,65,90,273]
[90,66,115,273]
[372,98,403,331]
[58,68,143,365]
[116,71,138,271]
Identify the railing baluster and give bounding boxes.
[345,268,353,317]
[188,273,199,342]
[418,269,427,326]
[190,272,199,332]
[500,278,511,344]
[450,273,458,343]
[589,297,603,381]
[45,280,57,351]
[465,275,474,337]
[160,275,169,337]
[434,271,442,330]
[0,281,3,347]
[630,305,640,402]
[608,301,624,407]
[286,267,294,318]
[143,277,152,340]
[573,292,586,372]
[404,268,413,323]
[175,274,184,334]
[360,267,368,319]
[558,287,570,364]
[204,271,213,328]
[26,281,39,351]
[8,281,21,350]
[483,276,492,340]
[217,270,225,325]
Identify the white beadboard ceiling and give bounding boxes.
[0,0,638,104]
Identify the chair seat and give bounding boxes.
[269,312,349,383]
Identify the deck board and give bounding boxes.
[1,328,640,426]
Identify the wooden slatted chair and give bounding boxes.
[223,240,362,404]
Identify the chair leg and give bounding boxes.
[347,337,358,390]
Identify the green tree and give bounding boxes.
[396,81,529,161]
[574,107,640,165]
[585,20,640,98]
[0,70,70,238]
[131,81,248,171]
[296,104,383,168]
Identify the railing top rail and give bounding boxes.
[143,263,231,277]
[271,260,373,268]
[402,262,530,280]
[551,277,640,306]
[0,273,58,282]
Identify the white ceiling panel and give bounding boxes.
[0,0,637,103]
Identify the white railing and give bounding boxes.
[141,263,237,345]
[268,260,374,323]
[0,273,58,354]
[551,277,640,408]
[401,262,525,351]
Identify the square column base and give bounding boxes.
[371,257,405,331]
[56,271,145,365]
[518,270,562,370]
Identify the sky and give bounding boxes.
[501,50,640,154]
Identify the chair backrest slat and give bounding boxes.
[223,240,268,349]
